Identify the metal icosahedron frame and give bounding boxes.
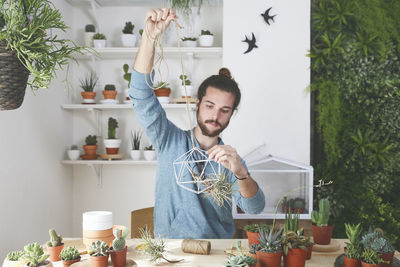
[173,147,221,194]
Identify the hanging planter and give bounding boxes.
[0,0,85,110]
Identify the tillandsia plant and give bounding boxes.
[22,243,49,267]
[85,24,95,33]
[181,37,197,41]
[344,223,363,260]
[130,130,142,150]
[6,251,24,261]
[104,84,116,91]
[311,198,330,226]
[107,117,118,139]
[166,0,203,18]
[112,228,129,251]
[200,30,213,36]
[59,246,80,261]
[122,22,134,34]
[257,228,283,253]
[243,224,270,233]
[179,74,191,86]
[139,227,182,263]
[0,0,85,90]
[123,64,132,88]
[80,72,98,92]
[85,135,97,146]
[93,33,106,40]
[361,228,395,254]
[88,240,110,257]
[224,241,257,267]
[47,229,63,247]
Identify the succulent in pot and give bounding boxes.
[46,229,64,262]
[121,21,136,47]
[311,198,334,245]
[59,247,81,267]
[110,228,130,267]
[255,228,283,267]
[84,24,96,47]
[224,241,257,267]
[103,117,121,155]
[82,135,98,160]
[361,248,385,267]
[67,145,80,161]
[199,30,214,47]
[80,72,98,104]
[281,231,309,267]
[130,129,142,160]
[3,251,25,267]
[243,223,270,246]
[93,33,106,48]
[88,241,110,267]
[361,228,395,267]
[143,145,156,161]
[179,74,193,98]
[102,84,117,100]
[343,223,362,267]
[22,243,52,267]
[181,37,197,47]
[154,82,171,104]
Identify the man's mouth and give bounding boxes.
[206,120,220,127]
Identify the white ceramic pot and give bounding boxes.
[180,85,193,98]
[24,261,52,267]
[83,211,113,230]
[124,89,130,100]
[183,40,197,47]
[93,39,106,48]
[199,35,214,47]
[157,96,170,104]
[130,150,141,160]
[103,139,121,148]
[67,150,80,161]
[2,259,25,267]
[143,150,156,161]
[121,33,137,47]
[84,32,95,47]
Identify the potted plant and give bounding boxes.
[110,228,129,267]
[181,37,197,47]
[88,241,110,267]
[199,30,214,47]
[179,74,193,98]
[46,229,64,262]
[121,21,136,47]
[154,82,171,104]
[281,231,309,267]
[93,33,106,48]
[104,117,121,154]
[282,197,306,214]
[123,64,132,102]
[59,247,81,267]
[82,135,98,160]
[84,24,96,47]
[130,130,142,160]
[243,224,270,246]
[3,251,25,267]
[102,84,117,100]
[311,198,334,245]
[249,244,260,263]
[344,223,363,267]
[255,228,283,267]
[80,72,98,104]
[143,145,156,161]
[224,241,257,267]
[361,229,395,267]
[67,145,80,161]
[22,243,53,267]
[0,0,85,110]
[361,248,384,267]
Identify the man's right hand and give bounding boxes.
[143,8,176,41]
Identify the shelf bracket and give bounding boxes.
[88,163,103,187]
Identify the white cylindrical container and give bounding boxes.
[93,39,106,48]
[67,150,80,161]
[82,211,113,230]
[199,35,214,47]
[121,34,137,47]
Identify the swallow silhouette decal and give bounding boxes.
[242,32,258,54]
[261,7,276,25]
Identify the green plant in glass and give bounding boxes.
[107,117,118,139]
[80,72,98,92]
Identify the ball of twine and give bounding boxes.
[181,239,211,255]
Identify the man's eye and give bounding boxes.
[222,110,229,114]
[206,105,213,109]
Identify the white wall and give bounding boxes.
[0,0,74,260]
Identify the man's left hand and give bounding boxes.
[207,145,248,178]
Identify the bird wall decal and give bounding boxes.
[261,7,276,25]
[242,32,258,54]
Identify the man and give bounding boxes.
[130,8,265,238]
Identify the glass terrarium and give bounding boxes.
[232,151,313,220]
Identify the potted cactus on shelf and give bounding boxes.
[311,198,333,245]
[344,223,363,267]
[46,229,64,262]
[123,64,132,102]
[179,74,193,98]
[110,228,130,267]
[22,243,53,267]
[67,145,80,160]
[243,223,270,247]
[82,135,98,160]
[80,72,98,104]
[84,24,96,47]
[224,241,257,267]
[154,82,171,104]
[121,21,136,47]
[143,145,156,161]
[59,247,81,267]
[181,37,197,47]
[88,241,110,267]
[361,228,395,267]
[130,130,142,160]
[102,84,117,101]
[199,30,214,47]
[255,228,283,267]
[104,117,121,155]
[3,251,25,267]
[93,33,106,48]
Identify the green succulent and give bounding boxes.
[88,240,110,257]
[344,223,363,259]
[179,74,191,86]
[285,210,299,233]
[243,224,270,233]
[139,29,143,36]
[93,33,106,40]
[6,251,24,261]
[181,37,197,41]
[281,231,310,255]
[224,241,257,267]
[80,72,98,92]
[311,198,330,226]
[60,246,80,261]
[131,130,142,150]
[144,145,154,151]
[107,117,118,139]
[122,21,134,34]
[85,24,95,32]
[361,248,383,264]
[257,228,283,253]
[104,84,116,91]
[70,145,78,150]
[200,30,213,36]
[112,228,129,252]
[123,64,132,87]
[85,135,97,146]
[362,229,395,254]
[22,243,49,267]
[47,229,63,247]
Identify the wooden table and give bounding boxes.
[60,238,399,267]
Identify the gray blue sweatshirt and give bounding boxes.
[129,70,265,238]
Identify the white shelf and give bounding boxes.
[75,47,223,59]
[62,159,157,165]
[61,103,196,110]
[66,0,163,7]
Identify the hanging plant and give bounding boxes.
[166,0,203,18]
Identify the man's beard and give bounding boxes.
[197,110,230,137]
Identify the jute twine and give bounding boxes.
[0,42,30,110]
[181,239,211,255]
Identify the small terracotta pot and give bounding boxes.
[246,231,260,246]
[361,262,381,267]
[344,256,361,267]
[48,244,64,262]
[110,246,127,267]
[83,145,97,156]
[256,250,282,267]
[249,252,258,267]
[154,88,171,97]
[380,251,394,267]
[62,258,80,267]
[106,148,119,154]
[81,92,96,100]
[102,90,117,99]
[285,248,307,267]
[90,255,109,267]
[312,224,334,245]
[306,245,313,260]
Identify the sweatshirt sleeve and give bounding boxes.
[129,69,179,152]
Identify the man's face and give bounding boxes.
[197,86,235,137]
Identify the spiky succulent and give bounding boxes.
[112,228,129,251]
[60,246,80,261]
[22,243,49,267]
[243,224,270,233]
[224,241,257,267]
[88,240,110,257]
[285,210,299,233]
[85,135,97,146]
[47,229,63,247]
[257,228,283,253]
[344,223,363,260]
[362,248,383,264]
[6,251,24,261]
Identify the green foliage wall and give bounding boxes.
[310,0,400,250]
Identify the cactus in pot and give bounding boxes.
[46,229,64,262]
[104,117,121,155]
[110,228,130,267]
[311,198,333,245]
[88,241,109,267]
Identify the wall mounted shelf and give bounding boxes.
[61,103,196,110]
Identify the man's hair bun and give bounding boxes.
[218,67,232,79]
